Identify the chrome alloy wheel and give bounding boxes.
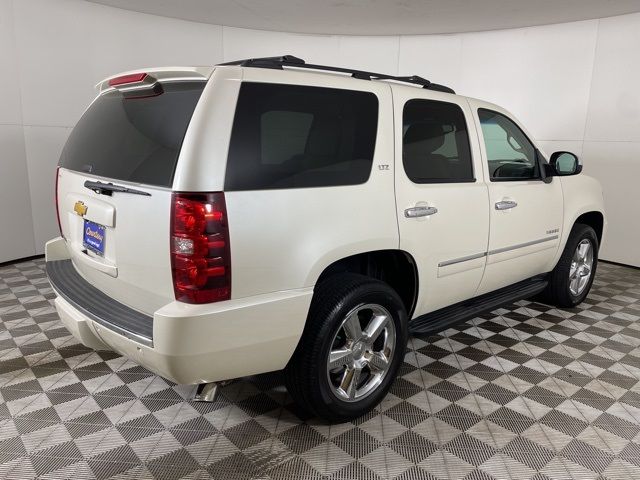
[326,303,396,402]
[569,239,594,296]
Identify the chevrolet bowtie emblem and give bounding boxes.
[74,201,88,217]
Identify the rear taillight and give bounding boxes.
[170,192,231,304]
[55,166,63,238]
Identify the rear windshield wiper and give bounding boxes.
[84,180,151,197]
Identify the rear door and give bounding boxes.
[393,87,490,317]
[57,73,208,314]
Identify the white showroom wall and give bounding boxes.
[1,0,639,266]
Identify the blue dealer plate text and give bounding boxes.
[83,220,106,256]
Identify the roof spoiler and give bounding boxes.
[96,66,214,93]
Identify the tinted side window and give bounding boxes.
[478,109,539,181]
[225,83,379,191]
[402,99,474,183]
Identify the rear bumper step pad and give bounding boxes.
[46,259,153,345]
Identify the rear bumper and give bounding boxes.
[47,259,154,346]
[45,237,313,384]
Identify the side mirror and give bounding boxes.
[550,151,582,176]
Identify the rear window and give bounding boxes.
[59,81,205,188]
[224,82,379,191]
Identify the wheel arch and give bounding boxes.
[314,249,419,319]
[551,207,605,272]
[574,211,604,246]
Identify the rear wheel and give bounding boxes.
[541,224,598,307]
[285,273,408,422]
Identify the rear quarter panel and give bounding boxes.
[179,67,399,298]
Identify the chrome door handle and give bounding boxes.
[495,200,518,210]
[405,206,438,218]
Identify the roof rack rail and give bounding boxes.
[218,55,455,94]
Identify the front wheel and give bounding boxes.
[542,224,599,307]
[285,273,408,422]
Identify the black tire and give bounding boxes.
[541,224,599,308]
[285,273,408,422]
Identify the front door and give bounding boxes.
[469,102,564,295]
[393,88,490,317]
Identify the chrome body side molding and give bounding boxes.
[438,235,559,268]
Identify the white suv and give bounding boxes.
[46,56,606,421]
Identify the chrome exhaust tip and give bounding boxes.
[193,382,219,402]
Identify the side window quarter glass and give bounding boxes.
[225,83,379,191]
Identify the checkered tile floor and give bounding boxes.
[2,259,640,479]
